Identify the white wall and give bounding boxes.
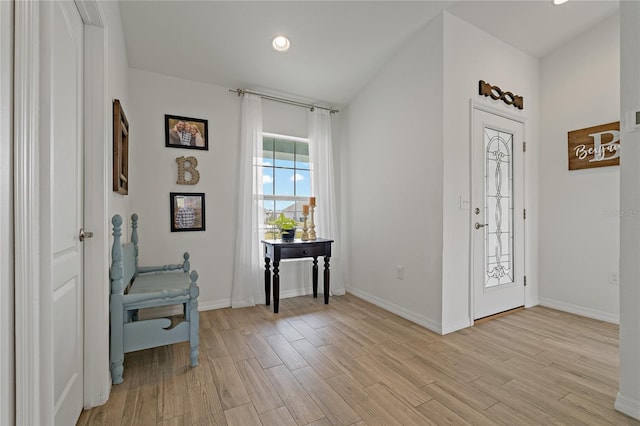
[539,14,620,323]
[617,2,640,419]
[107,0,132,228]
[344,15,445,332]
[442,12,540,333]
[128,70,240,309]
[0,1,13,424]
[128,70,334,308]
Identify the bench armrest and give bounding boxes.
[137,252,190,274]
[123,287,189,306]
[123,270,199,308]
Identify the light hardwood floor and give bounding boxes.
[78,294,639,425]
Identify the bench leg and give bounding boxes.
[189,293,200,367]
[110,361,124,385]
[110,298,125,384]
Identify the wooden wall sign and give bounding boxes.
[568,121,620,170]
[479,80,523,110]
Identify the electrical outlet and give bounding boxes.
[396,265,405,280]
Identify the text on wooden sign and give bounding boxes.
[567,121,619,171]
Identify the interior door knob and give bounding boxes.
[79,228,94,241]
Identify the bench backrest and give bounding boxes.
[110,214,139,294]
[121,243,136,286]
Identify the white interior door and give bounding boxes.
[472,109,525,320]
[41,1,85,424]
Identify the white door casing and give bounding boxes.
[77,0,111,408]
[0,1,14,425]
[471,108,525,320]
[15,0,109,422]
[40,1,84,424]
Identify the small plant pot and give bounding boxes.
[281,228,296,242]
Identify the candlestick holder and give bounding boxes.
[301,213,309,241]
[308,205,317,240]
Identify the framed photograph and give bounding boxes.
[170,192,206,232]
[165,114,208,150]
[113,99,129,194]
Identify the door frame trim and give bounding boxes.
[14,1,108,422]
[14,1,47,424]
[469,100,528,326]
[78,0,111,408]
[0,1,14,425]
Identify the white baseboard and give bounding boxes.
[346,286,442,334]
[280,287,313,299]
[615,392,640,420]
[539,297,619,324]
[278,286,343,297]
[332,287,346,296]
[196,288,348,313]
[199,299,232,311]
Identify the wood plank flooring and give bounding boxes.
[78,294,639,425]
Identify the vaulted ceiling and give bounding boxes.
[119,1,619,106]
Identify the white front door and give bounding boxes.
[471,109,525,320]
[41,1,85,423]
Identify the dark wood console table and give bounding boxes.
[261,238,334,313]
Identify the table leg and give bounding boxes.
[264,257,271,306]
[312,257,319,298]
[273,260,280,313]
[324,256,331,304]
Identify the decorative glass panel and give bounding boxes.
[484,127,514,288]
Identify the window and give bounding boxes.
[260,133,312,238]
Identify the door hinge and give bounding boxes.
[523,141,526,152]
[523,209,526,220]
[524,276,527,286]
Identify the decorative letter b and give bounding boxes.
[176,156,200,185]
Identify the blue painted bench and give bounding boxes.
[109,213,199,385]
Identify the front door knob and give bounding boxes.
[475,223,488,230]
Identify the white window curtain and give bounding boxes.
[231,94,264,307]
[308,109,344,293]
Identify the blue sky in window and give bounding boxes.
[262,159,311,197]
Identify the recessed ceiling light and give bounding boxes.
[553,0,568,5]
[272,36,290,52]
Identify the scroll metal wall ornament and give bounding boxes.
[479,80,523,110]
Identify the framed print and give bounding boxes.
[165,114,208,150]
[170,192,206,232]
[113,99,129,194]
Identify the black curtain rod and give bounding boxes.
[229,89,339,114]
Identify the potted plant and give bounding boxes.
[271,213,297,242]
